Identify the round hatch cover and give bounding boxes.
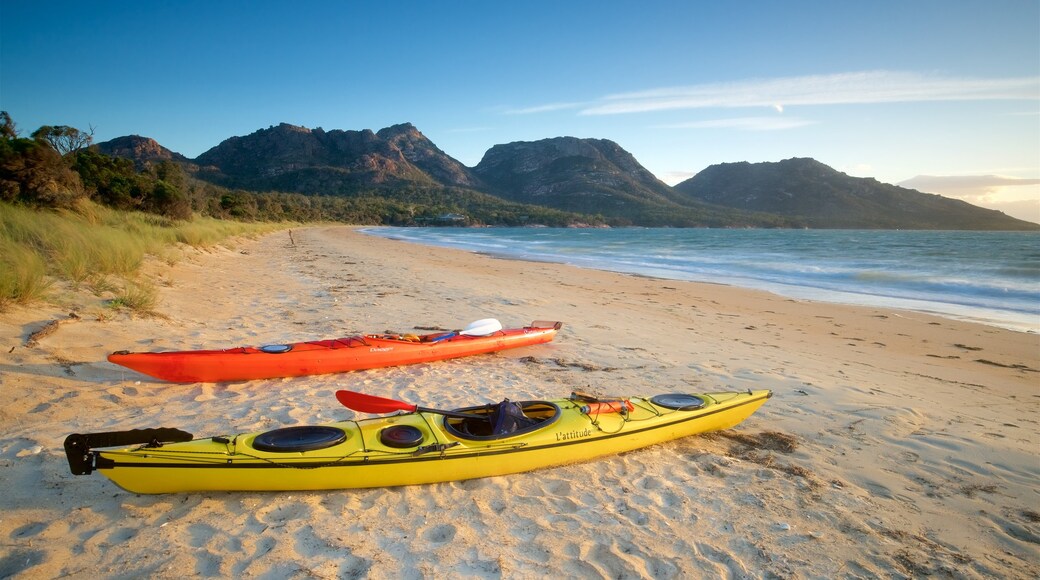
[650,394,706,410]
[252,426,346,452]
[380,425,425,448]
[259,344,293,354]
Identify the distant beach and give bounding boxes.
[1,226,1037,578]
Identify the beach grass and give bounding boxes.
[108,281,160,313]
[0,237,52,309]
[0,201,292,311]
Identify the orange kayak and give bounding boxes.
[108,320,562,383]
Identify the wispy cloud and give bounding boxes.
[559,71,1040,115]
[900,174,1040,223]
[659,170,696,186]
[501,102,586,115]
[899,174,1040,194]
[654,116,818,131]
[444,126,496,133]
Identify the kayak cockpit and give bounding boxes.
[444,400,561,441]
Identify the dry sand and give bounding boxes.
[1,225,1038,579]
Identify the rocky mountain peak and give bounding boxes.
[472,136,711,223]
[188,122,479,192]
[94,135,189,169]
[674,158,1037,229]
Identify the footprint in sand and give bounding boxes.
[552,496,581,514]
[990,514,1040,545]
[546,480,572,495]
[188,522,218,548]
[863,480,894,499]
[0,549,46,577]
[11,521,48,538]
[423,523,457,543]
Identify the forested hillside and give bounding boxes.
[0,113,597,227]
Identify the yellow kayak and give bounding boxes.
[64,389,772,494]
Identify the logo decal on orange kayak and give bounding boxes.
[369,347,393,352]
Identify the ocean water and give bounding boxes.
[361,227,1040,333]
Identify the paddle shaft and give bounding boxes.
[336,390,486,420]
[415,406,487,420]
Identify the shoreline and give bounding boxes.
[362,226,1040,335]
[2,225,1037,578]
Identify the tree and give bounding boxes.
[31,124,94,156]
[73,148,143,209]
[0,137,84,208]
[0,111,17,139]
[151,160,186,192]
[150,179,192,220]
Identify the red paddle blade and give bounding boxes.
[335,390,419,414]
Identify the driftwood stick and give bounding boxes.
[25,312,81,347]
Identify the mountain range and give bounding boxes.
[95,122,1038,230]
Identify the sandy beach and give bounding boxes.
[2,225,1037,579]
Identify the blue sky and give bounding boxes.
[2,1,1038,222]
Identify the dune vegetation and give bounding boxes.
[0,113,298,313]
[0,200,290,312]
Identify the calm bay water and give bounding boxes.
[361,227,1040,333]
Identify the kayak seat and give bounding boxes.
[444,401,561,441]
[491,400,538,435]
[252,426,347,452]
